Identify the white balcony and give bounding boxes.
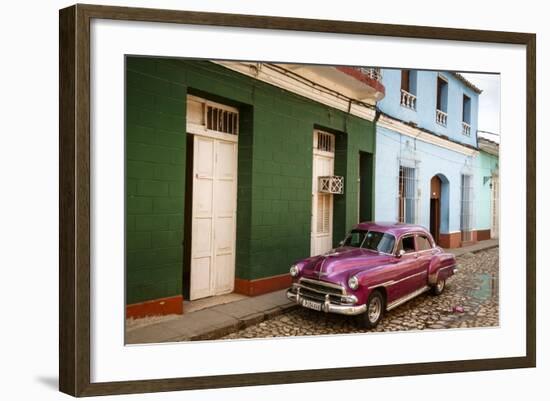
[400,89,417,110]
[462,122,471,136]
[436,109,448,127]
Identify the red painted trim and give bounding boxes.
[234,274,292,297]
[461,230,478,247]
[126,295,183,319]
[476,229,491,241]
[441,231,494,248]
[335,66,386,95]
[439,232,461,249]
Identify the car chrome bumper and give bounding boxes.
[286,289,367,316]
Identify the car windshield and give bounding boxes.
[342,230,396,254]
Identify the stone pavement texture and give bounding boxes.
[126,240,499,344]
[222,247,499,339]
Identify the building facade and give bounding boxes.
[374,69,489,248]
[475,137,500,239]
[126,58,384,317]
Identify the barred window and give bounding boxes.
[206,104,239,135]
[315,131,335,153]
[461,174,474,241]
[398,166,419,224]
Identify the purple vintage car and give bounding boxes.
[286,222,457,328]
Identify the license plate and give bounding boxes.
[302,299,322,311]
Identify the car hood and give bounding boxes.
[299,247,394,283]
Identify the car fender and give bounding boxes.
[428,252,457,284]
[353,265,394,305]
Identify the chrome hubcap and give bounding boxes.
[437,280,445,292]
[368,297,382,323]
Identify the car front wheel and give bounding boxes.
[358,290,384,329]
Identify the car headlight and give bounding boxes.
[348,275,359,290]
[289,264,299,277]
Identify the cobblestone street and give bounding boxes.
[222,248,499,339]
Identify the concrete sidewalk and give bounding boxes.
[126,239,499,345]
[126,289,296,344]
[445,239,499,257]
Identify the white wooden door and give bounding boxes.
[311,131,335,256]
[190,135,237,300]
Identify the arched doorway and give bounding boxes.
[429,174,449,245]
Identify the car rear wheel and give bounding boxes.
[431,278,446,295]
[358,290,385,329]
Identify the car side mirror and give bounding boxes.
[397,249,406,258]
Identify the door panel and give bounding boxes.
[386,255,419,302]
[192,217,213,257]
[311,146,334,256]
[194,180,213,215]
[190,256,212,300]
[386,235,425,303]
[190,136,215,300]
[216,141,236,179]
[214,253,233,294]
[190,135,237,300]
[213,140,237,295]
[430,198,440,244]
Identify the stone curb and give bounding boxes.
[187,303,299,341]
[447,241,499,258]
[468,244,499,254]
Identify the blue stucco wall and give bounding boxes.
[377,70,479,148]
[374,126,476,234]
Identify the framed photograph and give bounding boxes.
[59,4,536,397]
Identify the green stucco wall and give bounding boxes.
[126,57,375,304]
[475,150,499,231]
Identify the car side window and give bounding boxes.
[416,235,433,251]
[397,235,416,254]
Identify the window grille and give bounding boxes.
[461,174,474,242]
[205,104,239,135]
[318,176,344,194]
[316,194,331,234]
[398,165,419,224]
[315,130,335,153]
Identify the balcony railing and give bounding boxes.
[400,89,417,110]
[358,67,382,82]
[462,122,471,136]
[436,109,448,127]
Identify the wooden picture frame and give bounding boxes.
[59,3,536,396]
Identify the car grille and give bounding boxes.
[298,278,347,304]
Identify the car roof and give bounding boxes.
[353,222,431,238]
